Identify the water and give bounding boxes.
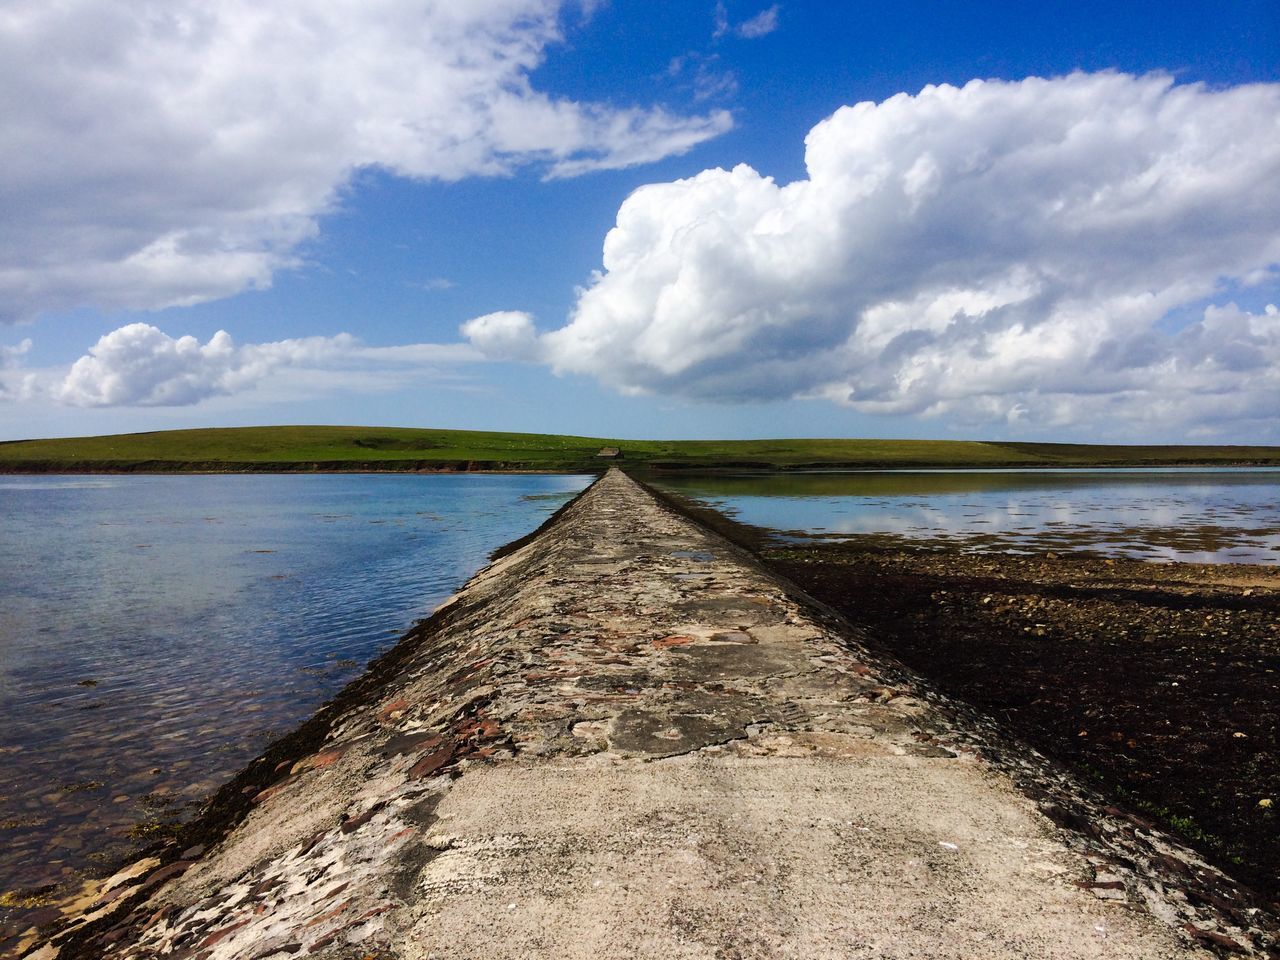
[0,473,590,903]
[654,468,1280,564]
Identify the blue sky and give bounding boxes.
[1,0,1278,442]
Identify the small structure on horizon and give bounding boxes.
[595,446,624,459]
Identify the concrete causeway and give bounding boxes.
[21,469,1272,958]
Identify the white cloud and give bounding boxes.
[713,2,779,41]
[0,338,32,399]
[413,277,456,292]
[532,72,1280,435]
[459,310,542,361]
[665,51,739,103]
[542,104,732,179]
[0,0,730,323]
[53,323,478,407]
[1,339,31,370]
[737,5,779,39]
[712,2,730,40]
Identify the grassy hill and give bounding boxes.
[1,425,1278,473]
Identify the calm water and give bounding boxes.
[0,473,589,902]
[655,469,1280,563]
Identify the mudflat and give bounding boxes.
[16,470,1274,958]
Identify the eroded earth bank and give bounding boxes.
[16,469,1279,959]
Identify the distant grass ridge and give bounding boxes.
[1,426,1278,473]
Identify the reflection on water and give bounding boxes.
[655,468,1280,564]
[0,473,589,901]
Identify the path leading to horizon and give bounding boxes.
[22,469,1268,959]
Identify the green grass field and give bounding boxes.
[1,425,1278,473]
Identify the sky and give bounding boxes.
[1,0,1278,443]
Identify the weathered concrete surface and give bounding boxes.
[20,469,1271,958]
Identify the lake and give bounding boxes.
[653,468,1280,564]
[0,473,590,905]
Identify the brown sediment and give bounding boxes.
[763,542,1280,907]
[10,469,1278,959]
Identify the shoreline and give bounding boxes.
[3,459,1280,476]
[0,463,600,476]
[4,424,1280,475]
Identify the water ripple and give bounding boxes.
[0,473,590,899]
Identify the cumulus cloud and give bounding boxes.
[459,311,543,362]
[0,1,730,322]
[54,323,477,407]
[533,72,1280,434]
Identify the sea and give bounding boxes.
[652,468,1280,564]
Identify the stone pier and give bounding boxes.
[21,469,1269,958]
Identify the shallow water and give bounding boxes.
[654,468,1280,563]
[0,473,590,899]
